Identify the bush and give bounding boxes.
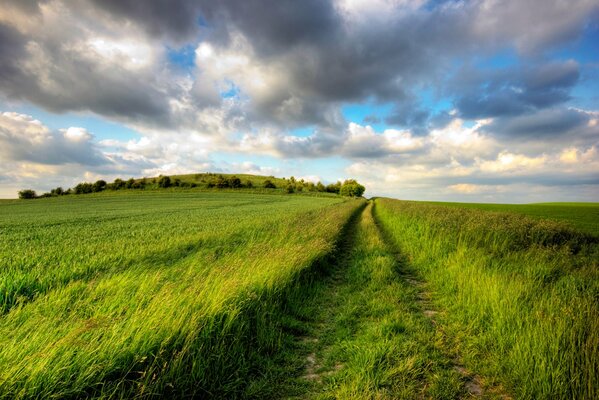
[245,180,253,188]
[228,176,242,188]
[326,182,341,194]
[316,182,326,192]
[158,176,171,188]
[173,178,181,187]
[93,180,107,192]
[50,187,64,196]
[74,182,94,194]
[215,175,229,188]
[339,179,365,197]
[286,184,295,194]
[18,189,37,199]
[263,180,276,189]
[112,178,125,190]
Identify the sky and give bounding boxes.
[0,0,598,202]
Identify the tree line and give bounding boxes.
[18,174,365,199]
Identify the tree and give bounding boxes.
[286,184,295,193]
[316,182,326,192]
[74,182,93,194]
[263,180,276,189]
[18,189,37,199]
[326,181,341,194]
[228,176,242,188]
[112,178,125,190]
[93,180,107,192]
[50,187,64,196]
[339,179,365,197]
[245,180,253,188]
[215,175,229,188]
[158,175,171,188]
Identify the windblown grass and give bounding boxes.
[424,201,599,236]
[374,198,598,399]
[0,191,363,398]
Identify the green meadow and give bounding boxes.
[424,201,599,236]
[1,184,597,399]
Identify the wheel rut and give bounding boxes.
[278,201,479,399]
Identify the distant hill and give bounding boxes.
[18,172,366,199]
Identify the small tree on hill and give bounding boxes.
[339,179,365,197]
[215,175,229,188]
[18,189,37,199]
[158,175,171,188]
[93,180,107,192]
[112,178,125,190]
[263,180,276,189]
[228,176,242,188]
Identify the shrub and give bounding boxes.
[286,184,295,194]
[173,178,181,187]
[112,178,125,190]
[326,182,341,194]
[316,182,326,192]
[215,175,229,188]
[50,187,64,196]
[245,180,253,188]
[158,176,171,188]
[228,176,242,188]
[339,179,365,197]
[93,180,107,192]
[263,180,276,189]
[18,189,37,199]
[74,182,94,194]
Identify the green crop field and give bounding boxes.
[1,186,597,399]
[423,201,599,236]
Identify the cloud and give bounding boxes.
[0,112,109,165]
[0,0,598,201]
[453,60,580,119]
[487,108,594,139]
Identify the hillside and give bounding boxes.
[17,172,366,199]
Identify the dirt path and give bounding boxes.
[277,202,476,399]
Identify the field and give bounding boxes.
[374,199,598,399]
[0,190,363,398]
[424,201,599,236]
[1,189,597,399]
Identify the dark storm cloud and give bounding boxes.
[0,0,597,136]
[454,61,580,119]
[487,108,592,138]
[0,23,172,126]
[0,24,26,82]
[197,0,340,55]
[86,0,202,43]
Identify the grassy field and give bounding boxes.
[2,188,598,399]
[424,201,599,236]
[0,190,363,398]
[374,198,598,399]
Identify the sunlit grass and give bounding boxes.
[0,191,363,398]
[374,198,598,399]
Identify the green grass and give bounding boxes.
[423,201,599,236]
[272,202,465,399]
[374,198,599,399]
[0,191,364,398]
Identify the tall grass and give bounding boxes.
[0,191,364,398]
[374,199,598,399]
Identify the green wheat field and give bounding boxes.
[1,175,597,399]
